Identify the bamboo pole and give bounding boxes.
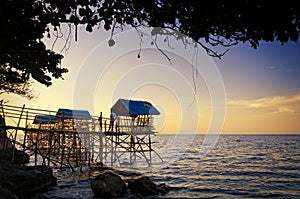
[99,112,102,131]
[149,134,152,163]
[12,104,25,163]
[60,114,65,169]
[22,111,28,155]
[34,124,41,166]
[0,102,7,150]
[47,129,53,166]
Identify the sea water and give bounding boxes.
[38,134,300,199]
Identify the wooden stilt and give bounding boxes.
[0,103,162,169]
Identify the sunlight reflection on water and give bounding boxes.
[38,134,300,199]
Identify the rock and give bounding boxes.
[127,176,159,196]
[0,116,54,198]
[91,170,126,198]
[0,186,18,199]
[157,183,171,194]
[89,163,142,178]
[127,176,170,197]
[0,161,57,198]
[0,148,30,165]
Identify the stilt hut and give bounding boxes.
[55,108,94,163]
[33,115,58,128]
[27,115,59,152]
[27,108,94,167]
[0,100,163,168]
[56,108,93,131]
[111,99,160,134]
[109,99,161,165]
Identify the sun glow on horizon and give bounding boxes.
[2,27,300,135]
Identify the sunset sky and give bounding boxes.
[3,26,300,134]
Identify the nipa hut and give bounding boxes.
[111,99,160,134]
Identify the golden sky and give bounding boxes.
[2,26,300,134]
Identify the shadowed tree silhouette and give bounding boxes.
[1,0,299,98]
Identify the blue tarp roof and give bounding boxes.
[33,115,58,124]
[112,99,160,116]
[56,108,92,119]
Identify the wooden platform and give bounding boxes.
[0,102,163,169]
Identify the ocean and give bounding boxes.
[38,134,300,199]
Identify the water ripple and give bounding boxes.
[39,134,300,198]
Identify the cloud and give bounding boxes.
[228,92,300,115]
[265,65,279,71]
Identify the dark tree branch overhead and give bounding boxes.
[1,0,300,97]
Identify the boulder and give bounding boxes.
[127,176,170,197]
[0,186,18,199]
[127,176,158,196]
[0,148,30,165]
[0,124,55,198]
[0,161,57,198]
[91,170,126,198]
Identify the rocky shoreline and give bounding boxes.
[89,164,170,198]
[0,135,170,198]
[0,133,57,199]
[0,160,57,199]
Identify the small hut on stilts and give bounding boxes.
[0,99,163,169]
[111,99,160,165]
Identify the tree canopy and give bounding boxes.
[1,0,299,98]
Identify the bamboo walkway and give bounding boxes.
[0,101,162,170]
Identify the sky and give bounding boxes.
[2,25,300,134]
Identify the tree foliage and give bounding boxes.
[1,0,300,98]
[0,0,68,98]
